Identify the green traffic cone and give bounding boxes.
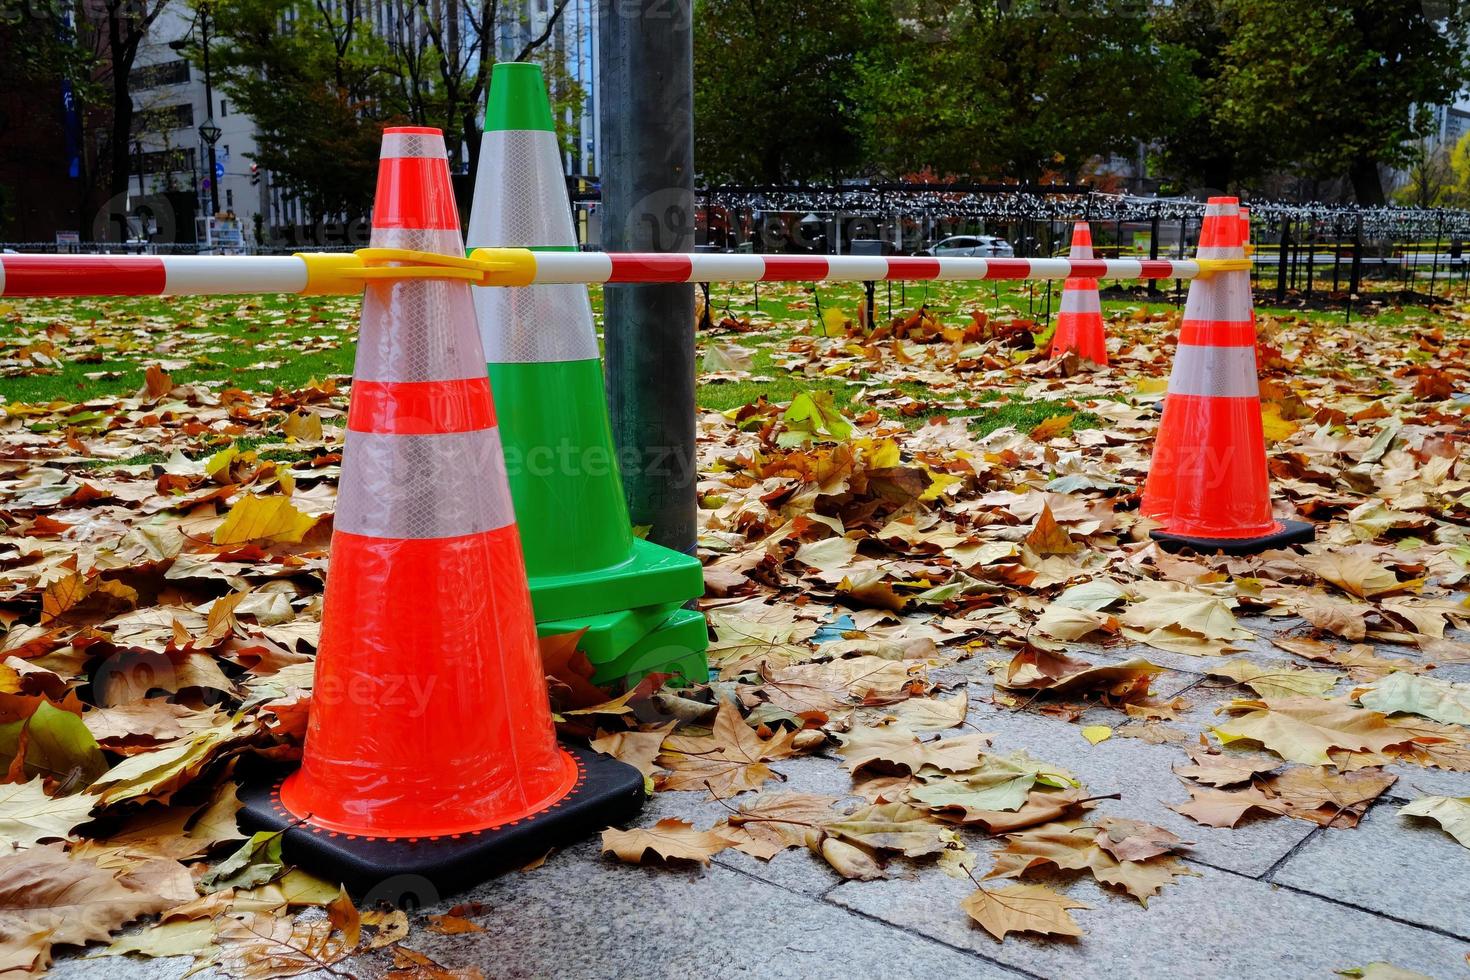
[468,62,706,684]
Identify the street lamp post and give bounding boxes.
[197,4,220,217]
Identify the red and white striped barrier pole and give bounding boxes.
[0,250,1226,298]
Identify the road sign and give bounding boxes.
[215,162,225,180]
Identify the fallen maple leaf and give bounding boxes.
[0,845,176,974]
[962,882,1090,942]
[1095,817,1188,862]
[589,722,676,778]
[1119,592,1241,641]
[1355,671,1470,727]
[656,701,798,797]
[1272,637,1423,681]
[0,779,95,849]
[820,802,959,858]
[1169,785,1289,828]
[1399,796,1470,849]
[721,792,840,859]
[986,821,1193,905]
[600,819,734,865]
[1207,659,1340,699]
[834,726,990,775]
[1262,767,1396,828]
[1296,553,1414,599]
[212,494,319,546]
[1214,697,1412,766]
[1173,746,1280,787]
[908,751,1077,816]
[999,648,1159,702]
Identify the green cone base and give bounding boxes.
[537,600,683,666]
[539,606,709,687]
[529,536,704,622]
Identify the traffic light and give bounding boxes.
[250,163,260,186]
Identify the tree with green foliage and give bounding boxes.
[7,0,174,236]
[1164,0,1470,203]
[851,0,1198,183]
[694,0,880,183]
[207,0,397,222]
[207,0,581,222]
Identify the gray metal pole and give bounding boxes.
[598,0,697,555]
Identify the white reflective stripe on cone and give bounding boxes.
[1196,246,1244,260]
[162,256,308,295]
[380,131,448,159]
[1059,287,1102,314]
[336,428,516,538]
[371,227,465,255]
[1166,344,1259,399]
[1183,272,1253,325]
[687,254,766,283]
[356,279,488,382]
[477,283,600,363]
[468,129,578,249]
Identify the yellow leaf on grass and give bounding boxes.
[282,410,323,442]
[213,495,319,546]
[1260,404,1298,442]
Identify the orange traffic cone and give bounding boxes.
[239,127,642,899]
[1049,221,1107,364]
[1140,196,1312,555]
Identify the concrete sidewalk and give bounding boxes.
[58,616,1470,979]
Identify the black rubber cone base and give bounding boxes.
[236,745,643,904]
[1150,519,1315,557]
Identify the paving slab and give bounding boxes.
[1271,798,1470,940]
[358,840,1026,980]
[829,857,1470,979]
[962,694,1318,877]
[638,754,867,896]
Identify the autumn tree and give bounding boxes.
[9,0,173,236]
[852,0,1198,183]
[1170,0,1470,203]
[693,0,881,183]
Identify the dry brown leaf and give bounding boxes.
[962,883,1090,942]
[1173,747,1281,788]
[1169,785,1289,828]
[600,819,734,866]
[722,792,841,859]
[656,701,798,797]
[834,726,990,775]
[1214,697,1413,766]
[985,821,1193,905]
[588,722,676,778]
[1095,817,1188,862]
[1260,766,1397,828]
[0,845,176,974]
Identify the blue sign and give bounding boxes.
[215,161,225,180]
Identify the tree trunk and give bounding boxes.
[464,109,481,180]
[107,72,135,240]
[1349,156,1385,206]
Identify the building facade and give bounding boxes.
[123,0,596,250]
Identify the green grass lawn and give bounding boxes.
[0,277,1453,444]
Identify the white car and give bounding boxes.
[921,235,1015,258]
